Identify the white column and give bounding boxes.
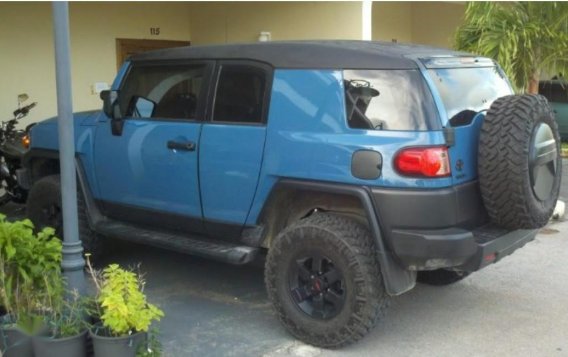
[362,0,373,41]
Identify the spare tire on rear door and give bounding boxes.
[478,94,562,229]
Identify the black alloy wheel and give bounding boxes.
[265,213,390,348]
[288,253,346,320]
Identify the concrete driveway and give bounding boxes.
[101,220,568,357]
[102,159,568,357]
[1,159,567,356]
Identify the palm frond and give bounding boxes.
[454,2,568,93]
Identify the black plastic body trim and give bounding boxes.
[22,148,59,166]
[99,199,206,236]
[371,181,538,271]
[273,179,417,296]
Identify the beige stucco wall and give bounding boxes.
[0,2,56,126]
[372,2,412,44]
[0,1,464,125]
[0,2,191,124]
[1,1,363,123]
[372,1,465,48]
[411,2,465,47]
[189,1,363,44]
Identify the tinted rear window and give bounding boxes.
[428,67,512,122]
[343,70,440,131]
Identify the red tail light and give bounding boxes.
[394,146,451,178]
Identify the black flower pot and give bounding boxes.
[89,327,146,357]
[0,324,34,357]
[33,329,87,357]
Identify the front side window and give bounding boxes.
[213,64,267,124]
[343,69,440,131]
[119,64,206,120]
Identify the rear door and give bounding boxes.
[199,61,271,238]
[424,62,513,185]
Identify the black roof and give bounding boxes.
[131,40,471,70]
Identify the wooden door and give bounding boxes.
[116,38,191,69]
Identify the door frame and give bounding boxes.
[115,38,191,70]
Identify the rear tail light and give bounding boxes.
[394,146,451,178]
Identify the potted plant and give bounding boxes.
[0,215,62,357]
[32,289,90,357]
[87,260,164,357]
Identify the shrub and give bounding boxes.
[96,264,163,336]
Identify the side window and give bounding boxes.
[119,64,206,120]
[344,69,439,131]
[213,64,267,124]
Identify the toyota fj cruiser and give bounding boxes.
[19,41,562,348]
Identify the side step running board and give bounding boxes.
[94,219,259,265]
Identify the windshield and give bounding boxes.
[428,67,513,124]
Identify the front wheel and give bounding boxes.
[26,175,103,261]
[265,213,390,348]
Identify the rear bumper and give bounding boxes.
[388,225,537,271]
[371,181,538,271]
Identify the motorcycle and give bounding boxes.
[0,94,36,205]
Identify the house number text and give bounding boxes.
[150,27,161,36]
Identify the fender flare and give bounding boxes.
[261,179,416,296]
[21,149,103,229]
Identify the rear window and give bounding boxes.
[428,67,513,123]
[343,70,440,131]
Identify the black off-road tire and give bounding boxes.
[265,213,389,348]
[417,269,470,286]
[26,175,102,261]
[478,94,562,229]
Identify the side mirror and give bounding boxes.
[100,90,121,119]
[101,90,125,136]
[111,117,125,136]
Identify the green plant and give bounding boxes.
[0,215,62,333]
[42,289,90,338]
[93,263,163,337]
[454,2,568,93]
[136,327,163,357]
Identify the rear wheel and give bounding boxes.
[26,175,102,261]
[265,213,389,348]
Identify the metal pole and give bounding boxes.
[52,1,86,293]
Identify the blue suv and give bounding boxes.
[20,41,562,348]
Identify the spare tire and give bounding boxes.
[478,94,562,229]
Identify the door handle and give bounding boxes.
[167,140,196,151]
